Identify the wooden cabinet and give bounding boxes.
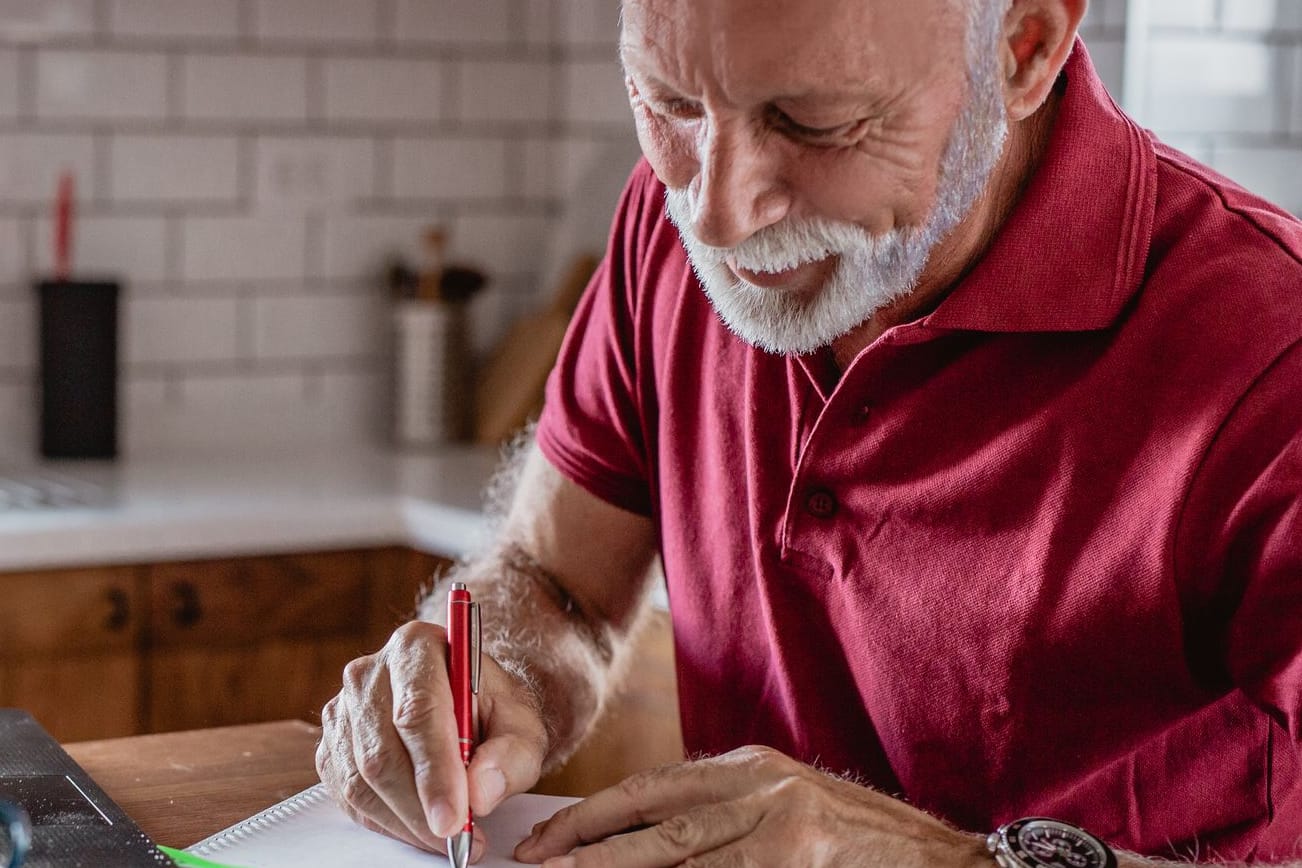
[0,566,144,741]
[0,548,684,796]
[0,547,445,741]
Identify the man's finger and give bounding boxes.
[516,746,789,861]
[467,665,549,816]
[385,621,469,838]
[348,666,446,850]
[526,796,760,868]
[320,704,443,853]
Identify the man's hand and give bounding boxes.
[316,620,549,861]
[514,745,989,868]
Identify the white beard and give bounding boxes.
[663,3,1011,356]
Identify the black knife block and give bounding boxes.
[36,280,120,459]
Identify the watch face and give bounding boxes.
[1007,818,1112,868]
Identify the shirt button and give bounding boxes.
[853,403,873,424]
[805,488,838,518]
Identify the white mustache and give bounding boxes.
[664,188,880,275]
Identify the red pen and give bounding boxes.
[445,582,480,868]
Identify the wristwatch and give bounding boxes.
[987,817,1117,868]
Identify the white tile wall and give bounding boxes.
[458,61,552,122]
[253,294,385,359]
[1212,146,1302,213]
[125,297,240,364]
[1139,3,1302,216]
[32,216,168,281]
[252,0,380,45]
[0,381,35,462]
[1148,0,1216,29]
[0,0,96,42]
[0,134,96,204]
[1221,0,1302,32]
[254,136,375,210]
[0,48,17,117]
[182,216,307,282]
[556,0,622,46]
[564,59,630,125]
[107,0,241,41]
[323,57,444,123]
[110,135,241,203]
[0,299,34,370]
[1143,38,1284,133]
[320,214,430,281]
[125,372,307,456]
[35,50,169,120]
[392,0,514,46]
[0,218,23,285]
[183,55,309,122]
[450,214,551,275]
[523,0,555,46]
[1294,44,1302,135]
[392,137,509,200]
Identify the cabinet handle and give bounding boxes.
[104,587,130,632]
[171,581,203,628]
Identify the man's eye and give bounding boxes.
[655,98,703,119]
[771,109,855,141]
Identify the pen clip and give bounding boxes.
[470,602,481,695]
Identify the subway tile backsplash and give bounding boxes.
[0,0,630,458]
[0,2,1294,460]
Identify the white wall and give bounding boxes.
[0,0,630,458]
[1129,0,1302,215]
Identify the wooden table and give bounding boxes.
[66,720,322,847]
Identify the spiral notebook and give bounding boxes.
[187,784,579,867]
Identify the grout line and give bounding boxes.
[165,209,183,288]
[166,50,184,124]
[92,130,112,203]
[376,0,397,49]
[374,136,394,200]
[15,46,35,121]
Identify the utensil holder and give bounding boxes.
[35,280,119,459]
[393,300,470,447]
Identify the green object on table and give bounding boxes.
[156,844,249,868]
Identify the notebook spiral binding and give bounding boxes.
[188,783,329,856]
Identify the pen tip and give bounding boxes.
[447,831,472,868]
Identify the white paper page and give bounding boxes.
[188,784,579,868]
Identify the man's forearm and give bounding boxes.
[416,541,646,774]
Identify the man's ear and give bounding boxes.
[999,0,1087,121]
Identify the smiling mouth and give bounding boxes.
[726,256,838,293]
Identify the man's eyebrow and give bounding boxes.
[619,52,689,96]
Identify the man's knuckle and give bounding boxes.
[341,771,378,811]
[391,619,441,649]
[391,686,440,730]
[342,657,371,689]
[355,743,394,782]
[657,813,701,851]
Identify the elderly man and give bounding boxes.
[318,0,1302,865]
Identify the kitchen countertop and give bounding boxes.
[0,446,501,572]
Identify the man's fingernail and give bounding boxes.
[429,801,454,836]
[542,857,576,868]
[480,767,507,809]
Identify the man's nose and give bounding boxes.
[690,122,790,249]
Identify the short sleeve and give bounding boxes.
[535,161,662,517]
[1177,339,1302,737]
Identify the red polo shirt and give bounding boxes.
[537,42,1302,861]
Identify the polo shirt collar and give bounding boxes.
[923,39,1158,334]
